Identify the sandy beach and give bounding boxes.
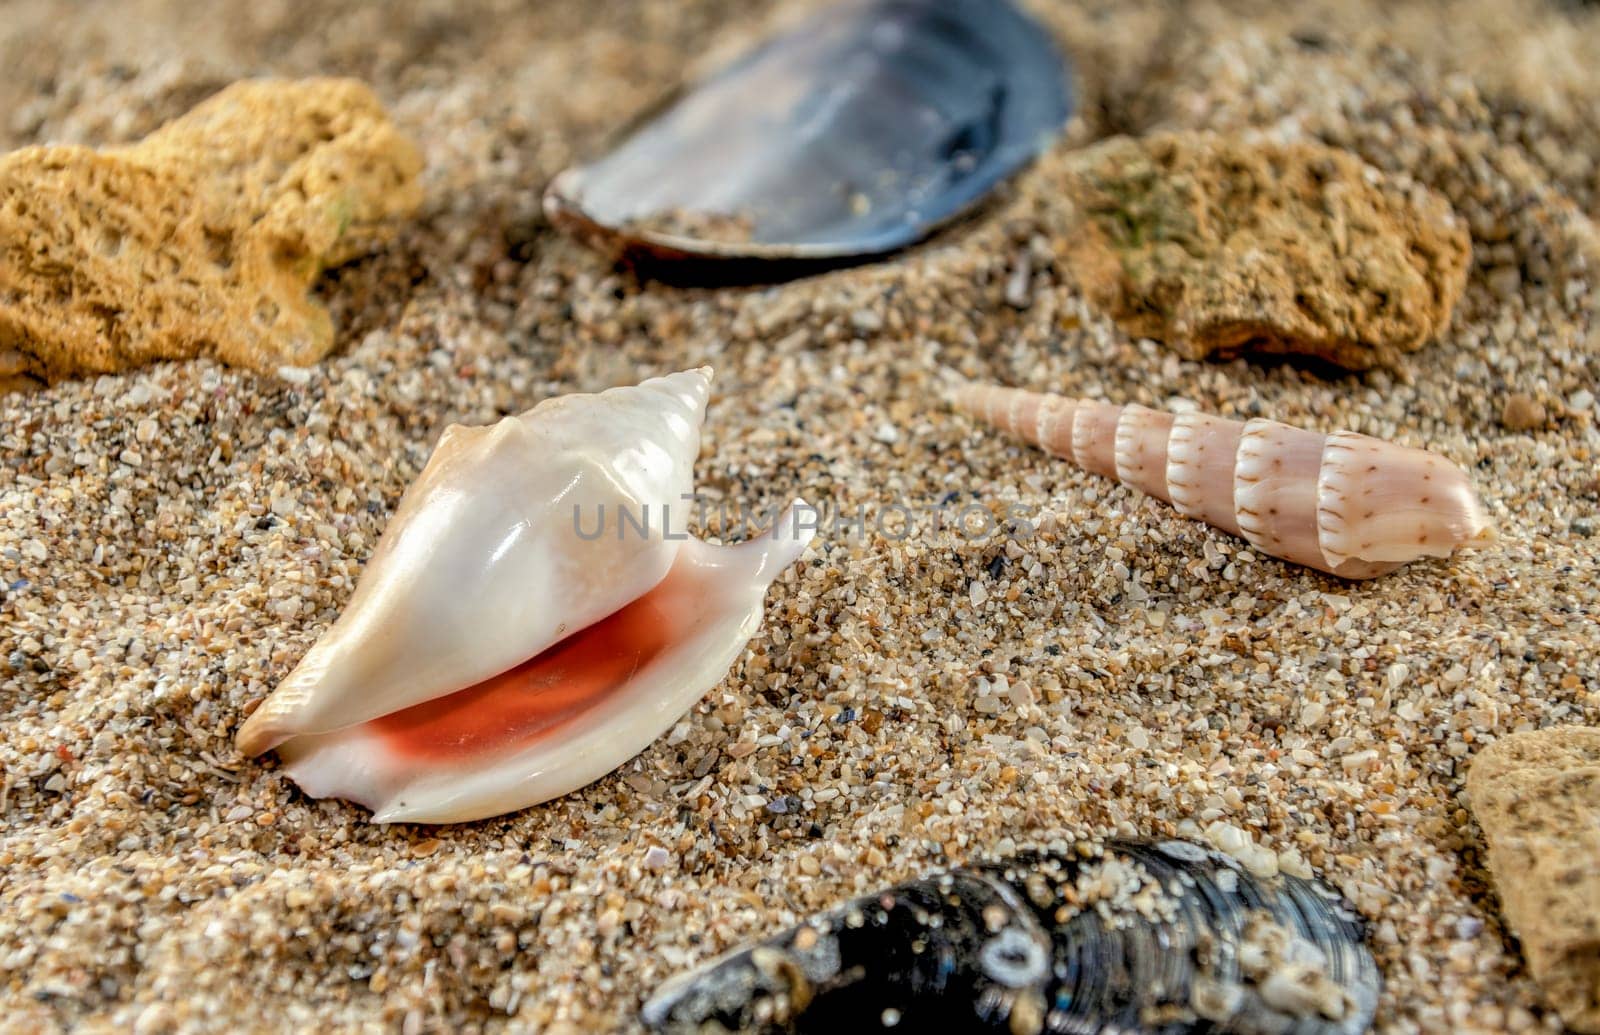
[2,0,1598,1031]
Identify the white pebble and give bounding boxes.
[1205,821,1250,857]
[1278,848,1314,879]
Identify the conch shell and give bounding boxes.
[236,369,815,822]
[953,381,1491,579]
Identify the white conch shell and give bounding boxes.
[236,368,816,823]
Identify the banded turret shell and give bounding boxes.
[544,0,1074,279]
[234,369,815,823]
[952,382,1491,579]
[642,838,1381,1034]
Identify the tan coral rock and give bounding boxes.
[0,78,422,391]
[1056,132,1472,370]
[1467,726,1600,1033]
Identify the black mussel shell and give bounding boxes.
[641,839,1381,1034]
[544,0,1073,279]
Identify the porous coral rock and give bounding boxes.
[1057,131,1472,370]
[1468,726,1600,1033]
[0,77,422,391]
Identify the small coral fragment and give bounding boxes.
[1468,727,1600,1033]
[1056,132,1471,370]
[0,78,422,391]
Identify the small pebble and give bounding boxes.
[1499,393,1546,431]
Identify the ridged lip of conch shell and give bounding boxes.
[233,368,816,822]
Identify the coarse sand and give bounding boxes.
[1,0,1597,1031]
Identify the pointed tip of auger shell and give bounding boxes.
[936,368,973,407]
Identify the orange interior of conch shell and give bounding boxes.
[370,556,697,763]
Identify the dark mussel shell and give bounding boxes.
[544,0,1074,280]
[642,839,1381,1034]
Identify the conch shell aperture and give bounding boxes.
[236,369,815,823]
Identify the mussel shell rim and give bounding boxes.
[543,131,1061,288]
[546,165,1059,262]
